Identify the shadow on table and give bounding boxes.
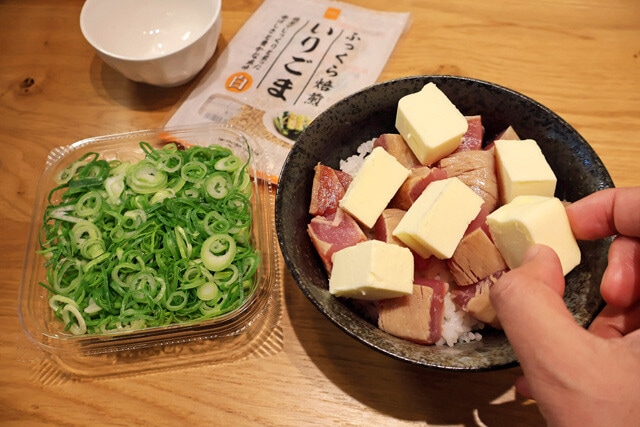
[86,33,233,115]
[283,272,546,426]
[87,56,187,113]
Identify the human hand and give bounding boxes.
[490,188,640,427]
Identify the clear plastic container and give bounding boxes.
[18,124,281,377]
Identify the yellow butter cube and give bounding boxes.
[494,139,557,203]
[486,195,581,275]
[393,177,484,259]
[339,146,409,228]
[395,83,468,165]
[329,240,414,300]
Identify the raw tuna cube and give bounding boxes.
[454,115,484,152]
[373,133,421,169]
[373,208,406,247]
[307,208,367,273]
[485,126,521,150]
[465,204,492,237]
[495,125,521,141]
[414,255,455,284]
[448,228,507,286]
[378,279,449,344]
[309,164,353,216]
[439,149,499,212]
[389,166,447,210]
[450,272,505,328]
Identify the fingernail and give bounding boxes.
[522,244,542,263]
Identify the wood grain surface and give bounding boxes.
[1,1,638,425]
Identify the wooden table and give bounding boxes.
[1,1,638,425]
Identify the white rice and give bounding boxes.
[339,139,485,346]
[437,293,484,347]
[339,138,375,175]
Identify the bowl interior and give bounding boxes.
[80,0,220,60]
[276,75,613,370]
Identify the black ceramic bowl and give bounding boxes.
[275,75,613,371]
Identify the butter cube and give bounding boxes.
[329,240,414,300]
[393,177,484,259]
[339,146,410,228]
[395,82,468,165]
[486,195,581,275]
[494,139,557,203]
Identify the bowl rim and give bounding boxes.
[79,0,222,62]
[276,74,614,371]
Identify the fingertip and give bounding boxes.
[600,235,640,307]
[566,187,640,239]
[600,267,628,307]
[515,375,533,400]
[522,243,558,264]
[520,244,543,263]
[490,244,579,375]
[506,244,565,296]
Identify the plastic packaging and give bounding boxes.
[18,124,281,377]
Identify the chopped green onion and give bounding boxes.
[174,225,193,259]
[197,282,219,301]
[150,188,176,205]
[62,304,87,335]
[75,190,102,218]
[38,141,259,335]
[126,159,168,194]
[181,160,208,183]
[215,155,242,172]
[104,174,126,205]
[201,234,236,272]
[166,291,188,311]
[204,172,231,199]
[84,297,102,315]
[156,152,183,173]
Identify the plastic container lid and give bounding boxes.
[18,124,281,377]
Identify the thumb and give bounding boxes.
[490,245,592,391]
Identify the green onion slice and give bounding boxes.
[37,141,259,335]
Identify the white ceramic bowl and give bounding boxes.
[80,0,222,87]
